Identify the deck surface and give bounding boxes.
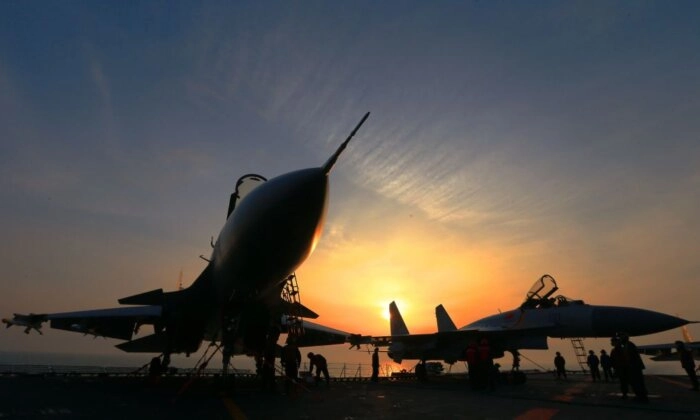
[2,372,699,419]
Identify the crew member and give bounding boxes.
[478,338,495,390]
[676,341,699,391]
[587,350,601,382]
[600,349,613,382]
[554,352,567,380]
[307,352,330,386]
[371,347,380,383]
[281,336,302,395]
[612,333,648,402]
[465,343,478,389]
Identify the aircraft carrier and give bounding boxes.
[1,368,699,419]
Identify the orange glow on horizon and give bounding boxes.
[297,214,520,336]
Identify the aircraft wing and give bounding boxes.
[637,341,700,361]
[8,306,162,340]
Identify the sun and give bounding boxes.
[381,306,391,321]
[378,299,408,323]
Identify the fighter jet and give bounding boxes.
[636,326,700,362]
[365,274,691,372]
[5,112,370,369]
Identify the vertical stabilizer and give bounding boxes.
[683,325,693,343]
[435,304,457,332]
[389,301,410,336]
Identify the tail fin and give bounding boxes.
[435,304,457,332]
[683,325,693,343]
[389,301,410,336]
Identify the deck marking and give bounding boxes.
[514,408,559,420]
[222,397,248,420]
[654,375,693,388]
[551,381,586,402]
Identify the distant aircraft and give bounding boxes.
[5,112,370,371]
[637,326,700,363]
[363,274,691,376]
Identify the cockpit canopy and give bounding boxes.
[521,274,586,309]
[525,274,558,303]
[226,174,267,218]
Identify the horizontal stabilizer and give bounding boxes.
[390,301,410,336]
[435,304,457,332]
[116,333,168,353]
[119,289,164,305]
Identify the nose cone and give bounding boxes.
[214,167,329,299]
[267,167,329,255]
[238,167,329,260]
[592,306,689,337]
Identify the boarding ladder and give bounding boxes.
[281,273,304,338]
[570,337,588,373]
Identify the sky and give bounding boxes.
[1,1,700,374]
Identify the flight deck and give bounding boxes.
[2,370,699,419]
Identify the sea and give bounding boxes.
[0,350,256,373]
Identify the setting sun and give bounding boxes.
[381,305,391,322]
[379,299,408,322]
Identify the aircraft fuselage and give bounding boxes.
[211,167,329,304]
[465,304,688,338]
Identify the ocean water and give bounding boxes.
[0,350,255,371]
[0,351,159,367]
